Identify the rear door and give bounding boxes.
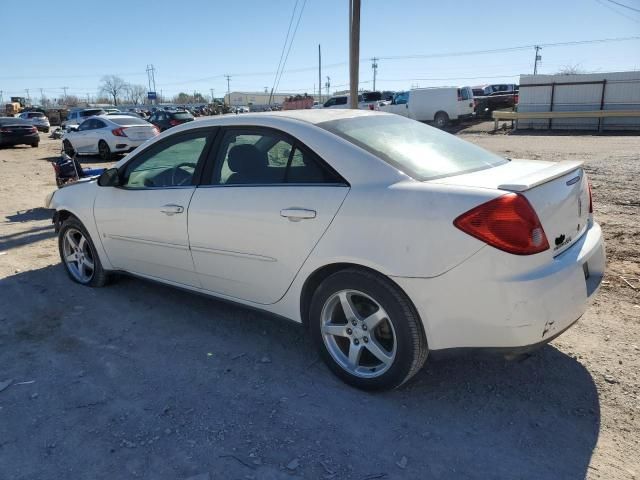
[456,87,474,118]
[188,127,349,304]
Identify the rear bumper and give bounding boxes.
[0,134,40,146]
[393,221,605,351]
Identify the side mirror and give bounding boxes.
[97,168,121,187]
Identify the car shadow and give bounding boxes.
[0,265,600,480]
[5,207,52,223]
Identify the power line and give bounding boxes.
[269,0,299,104]
[604,0,640,12]
[272,0,308,101]
[595,0,640,21]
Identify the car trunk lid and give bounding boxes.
[433,159,591,256]
[123,126,157,141]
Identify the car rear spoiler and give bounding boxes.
[498,160,584,192]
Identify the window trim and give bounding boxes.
[117,127,218,190]
[200,125,349,188]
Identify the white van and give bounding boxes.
[380,87,474,127]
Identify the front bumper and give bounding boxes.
[393,221,605,351]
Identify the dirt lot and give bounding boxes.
[1,124,638,480]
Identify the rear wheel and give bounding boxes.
[58,217,109,287]
[98,140,112,161]
[309,269,428,390]
[31,143,39,148]
[434,111,450,128]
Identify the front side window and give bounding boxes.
[212,129,342,185]
[123,133,208,188]
[394,92,409,105]
[335,96,348,106]
[319,115,507,181]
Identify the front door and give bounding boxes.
[188,127,349,304]
[94,129,214,287]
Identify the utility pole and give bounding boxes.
[318,44,322,104]
[371,57,378,92]
[224,75,231,104]
[348,0,361,109]
[25,89,30,105]
[146,64,157,104]
[210,88,215,103]
[0,90,3,105]
[40,88,45,106]
[325,76,331,97]
[533,45,542,75]
[62,86,68,104]
[86,93,90,105]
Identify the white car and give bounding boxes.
[18,111,51,132]
[46,110,605,390]
[63,108,106,129]
[63,115,159,160]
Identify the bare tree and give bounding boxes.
[556,64,586,75]
[99,75,128,105]
[127,84,147,105]
[63,95,80,107]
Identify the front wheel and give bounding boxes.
[309,269,428,390]
[58,217,109,287]
[63,139,75,156]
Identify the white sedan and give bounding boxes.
[63,115,159,161]
[46,110,605,390]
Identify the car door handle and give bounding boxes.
[280,208,316,221]
[160,204,184,215]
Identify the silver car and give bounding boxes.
[18,111,50,133]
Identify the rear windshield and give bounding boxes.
[81,109,105,117]
[361,91,382,102]
[111,117,149,126]
[318,115,508,181]
[172,112,193,120]
[28,112,45,118]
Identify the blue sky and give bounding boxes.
[1,0,639,102]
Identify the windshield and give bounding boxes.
[111,117,149,126]
[318,115,508,180]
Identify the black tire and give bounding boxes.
[433,111,450,128]
[31,143,39,148]
[44,128,50,133]
[58,216,110,287]
[98,140,112,161]
[309,268,428,391]
[63,139,75,156]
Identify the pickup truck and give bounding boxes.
[472,84,519,118]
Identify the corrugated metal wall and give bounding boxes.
[517,71,640,130]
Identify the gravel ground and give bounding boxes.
[0,124,638,480]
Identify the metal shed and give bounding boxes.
[517,71,640,130]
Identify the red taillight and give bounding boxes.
[588,181,593,214]
[111,127,127,137]
[514,94,519,104]
[454,193,549,255]
[30,126,38,133]
[169,119,180,126]
[151,126,160,135]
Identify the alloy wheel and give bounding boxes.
[62,228,95,283]
[320,289,397,378]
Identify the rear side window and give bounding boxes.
[173,112,193,120]
[319,115,507,181]
[212,129,343,185]
[458,88,472,101]
[81,109,104,118]
[335,96,348,105]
